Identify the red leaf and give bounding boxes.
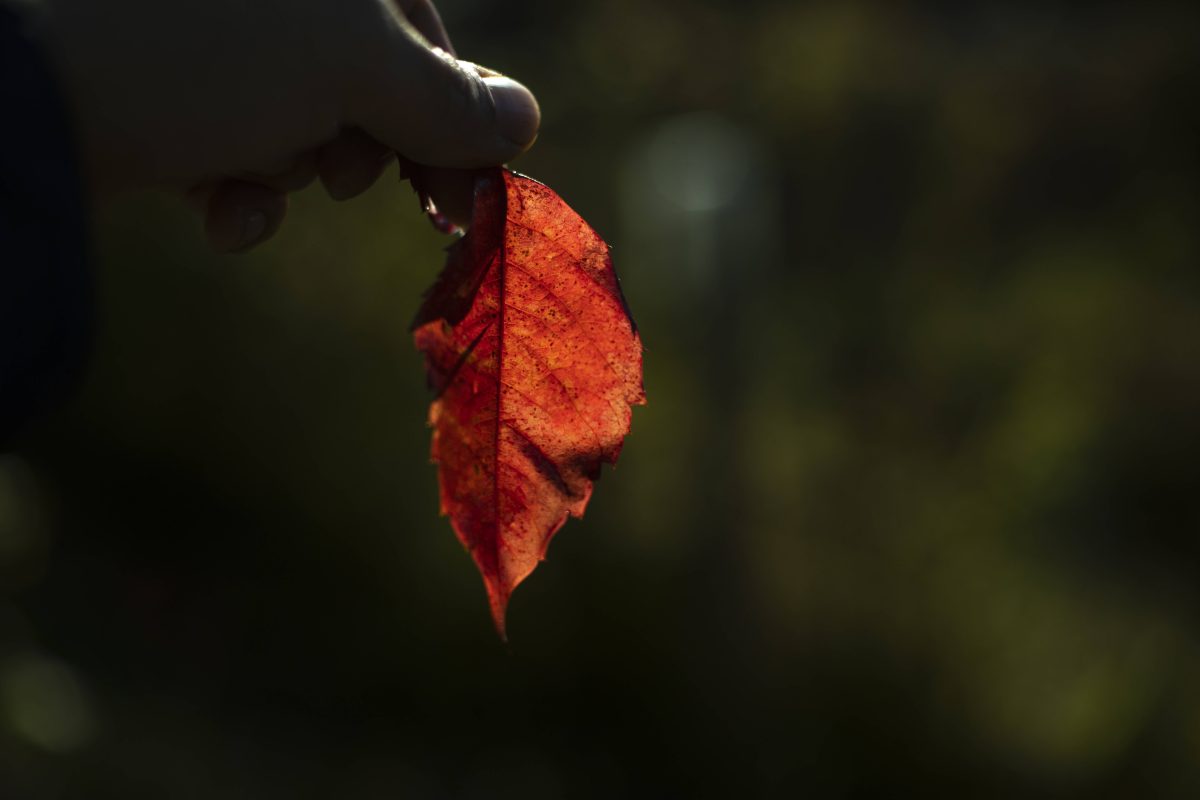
[413,168,645,638]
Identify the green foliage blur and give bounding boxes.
[3,1,1200,796]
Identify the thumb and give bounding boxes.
[345,21,539,168]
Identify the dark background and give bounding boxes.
[3,1,1200,797]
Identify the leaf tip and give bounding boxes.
[486,581,511,642]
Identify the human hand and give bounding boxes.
[34,0,539,251]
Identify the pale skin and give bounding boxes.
[29,0,540,251]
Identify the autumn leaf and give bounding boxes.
[412,168,645,638]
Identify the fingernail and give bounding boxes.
[238,210,268,251]
[484,76,541,149]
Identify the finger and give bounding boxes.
[395,0,454,55]
[203,180,287,253]
[411,164,476,230]
[317,127,395,201]
[346,20,539,167]
[238,151,318,193]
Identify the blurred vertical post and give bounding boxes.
[620,112,777,722]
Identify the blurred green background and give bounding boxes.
[4,1,1200,797]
